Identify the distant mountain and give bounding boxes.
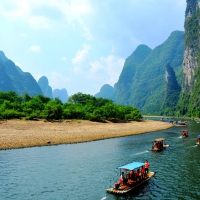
[38,76,53,98]
[53,88,69,103]
[0,51,43,96]
[126,31,184,114]
[114,44,152,105]
[96,31,184,115]
[116,31,184,114]
[95,84,114,100]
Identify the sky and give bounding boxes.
[0,0,186,96]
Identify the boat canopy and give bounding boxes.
[118,162,144,171]
[152,138,165,142]
[198,135,200,138]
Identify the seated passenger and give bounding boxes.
[161,141,163,148]
[157,142,161,149]
[154,142,158,149]
[135,169,141,182]
[129,170,134,180]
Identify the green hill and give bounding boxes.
[0,51,43,96]
[111,31,184,115]
[114,44,152,105]
[95,84,115,100]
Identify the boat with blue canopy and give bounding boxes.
[106,161,155,194]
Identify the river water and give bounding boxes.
[0,120,200,200]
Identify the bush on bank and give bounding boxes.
[0,91,142,122]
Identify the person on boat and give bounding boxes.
[157,142,161,149]
[129,170,134,180]
[161,141,163,148]
[119,172,124,185]
[138,169,142,181]
[135,169,139,182]
[119,172,127,185]
[153,142,158,149]
[145,160,150,175]
[140,166,145,179]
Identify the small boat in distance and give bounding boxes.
[148,138,170,151]
[196,135,200,145]
[174,120,188,126]
[181,130,189,137]
[106,162,155,194]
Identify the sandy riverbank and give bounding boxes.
[0,119,174,150]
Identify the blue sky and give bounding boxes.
[0,0,186,96]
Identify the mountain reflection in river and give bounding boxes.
[0,120,200,200]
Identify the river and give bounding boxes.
[0,120,200,200]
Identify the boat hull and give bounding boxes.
[175,124,187,126]
[106,172,155,194]
[148,144,169,151]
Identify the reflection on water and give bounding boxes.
[0,120,200,199]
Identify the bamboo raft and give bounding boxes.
[106,172,155,194]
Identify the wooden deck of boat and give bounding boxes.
[106,172,155,194]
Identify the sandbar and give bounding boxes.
[0,119,174,150]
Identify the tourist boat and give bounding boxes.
[148,138,169,151]
[174,121,188,126]
[181,130,189,137]
[196,135,200,145]
[106,162,155,194]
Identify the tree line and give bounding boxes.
[0,91,142,122]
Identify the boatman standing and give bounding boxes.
[144,160,150,175]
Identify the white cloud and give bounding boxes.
[89,55,124,86]
[60,56,67,61]
[28,16,54,29]
[49,71,71,89]
[27,46,41,52]
[0,1,29,19]
[0,0,92,33]
[72,44,91,73]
